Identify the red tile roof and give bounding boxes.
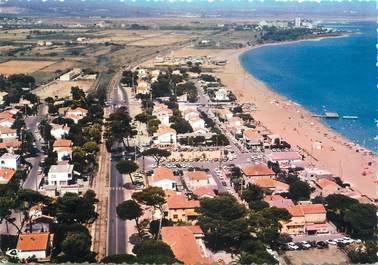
[0,168,15,182]
[186,171,209,181]
[157,126,176,136]
[17,233,49,251]
[53,139,72,148]
[193,187,216,198]
[316,178,340,190]
[166,192,200,209]
[161,226,212,265]
[152,167,177,182]
[240,164,275,177]
[287,204,326,217]
[264,195,294,209]
[254,179,289,191]
[0,140,21,149]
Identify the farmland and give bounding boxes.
[0,60,55,76]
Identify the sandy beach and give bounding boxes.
[166,44,377,201]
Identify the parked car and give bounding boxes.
[316,241,329,249]
[286,242,299,250]
[300,241,311,250]
[326,239,337,245]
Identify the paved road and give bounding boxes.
[106,74,129,256]
[23,103,47,191]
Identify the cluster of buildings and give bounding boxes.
[147,166,217,263]
[41,106,89,197]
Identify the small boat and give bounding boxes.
[374,135,378,141]
[342,116,358,119]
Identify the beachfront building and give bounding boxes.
[314,178,342,197]
[151,167,178,191]
[161,226,212,265]
[243,128,264,149]
[266,151,303,169]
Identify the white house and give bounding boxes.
[184,171,215,190]
[183,108,200,121]
[51,124,70,140]
[155,126,177,146]
[266,151,303,169]
[214,88,229,101]
[53,139,73,161]
[153,103,173,126]
[65,107,88,124]
[47,164,74,186]
[188,117,206,131]
[8,232,52,261]
[151,167,178,190]
[135,80,151,95]
[65,107,88,118]
[0,153,20,169]
[59,69,81,81]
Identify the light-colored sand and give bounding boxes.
[169,46,378,200]
[0,60,55,76]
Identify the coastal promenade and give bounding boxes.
[166,46,377,201]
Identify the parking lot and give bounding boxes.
[280,246,349,265]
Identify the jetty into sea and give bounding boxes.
[312,112,358,120]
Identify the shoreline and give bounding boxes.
[237,33,375,156]
[142,34,377,201]
[177,48,375,200]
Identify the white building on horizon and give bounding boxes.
[295,17,301,28]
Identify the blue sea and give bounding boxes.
[240,21,377,153]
